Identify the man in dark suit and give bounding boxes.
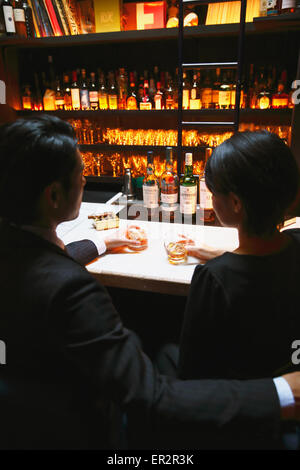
[0,115,299,450]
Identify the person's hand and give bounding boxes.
[186,244,225,262]
[104,229,144,252]
[282,372,300,421]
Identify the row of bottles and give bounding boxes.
[142,148,214,222]
[21,62,296,112]
[1,0,34,37]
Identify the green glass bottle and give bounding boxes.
[180,153,197,215]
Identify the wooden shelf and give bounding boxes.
[0,13,299,49]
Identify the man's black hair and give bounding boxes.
[205,130,299,236]
[0,114,78,225]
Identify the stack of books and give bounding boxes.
[28,0,82,37]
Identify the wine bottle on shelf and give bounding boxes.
[160,147,178,212]
[98,73,108,110]
[89,72,99,110]
[219,70,231,109]
[22,0,34,38]
[2,0,16,35]
[107,72,118,110]
[55,77,65,110]
[71,70,81,111]
[80,68,90,110]
[13,0,26,37]
[126,72,138,110]
[165,77,175,109]
[143,151,159,209]
[63,73,72,110]
[199,148,215,224]
[257,68,271,109]
[180,153,197,215]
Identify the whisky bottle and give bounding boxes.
[182,72,190,109]
[154,82,164,109]
[165,78,174,109]
[257,69,271,109]
[200,71,212,109]
[21,84,33,110]
[99,73,109,110]
[180,153,197,215]
[33,72,43,110]
[219,71,231,109]
[199,148,215,224]
[63,74,72,110]
[55,78,65,110]
[108,73,118,110]
[160,147,178,211]
[89,72,99,110]
[80,69,90,110]
[271,70,289,108]
[143,151,159,209]
[13,0,26,37]
[189,72,201,109]
[2,0,16,35]
[126,72,138,110]
[71,70,81,111]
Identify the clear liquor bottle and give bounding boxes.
[143,151,159,209]
[189,72,201,109]
[180,153,197,215]
[160,147,178,211]
[99,73,109,110]
[219,70,231,109]
[182,71,190,109]
[154,81,164,109]
[118,67,127,110]
[200,70,212,109]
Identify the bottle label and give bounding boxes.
[180,185,197,214]
[212,90,219,104]
[230,90,236,106]
[140,102,152,110]
[281,0,295,7]
[161,192,178,204]
[219,91,231,108]
[71,88,80,110]
[189,99,201,109]
[259,95,270,109]
[185,154,193,166]
[154,95,162,110]
[80,89,90,109]
[182,89,189,109]
[14,8,25,22]
[191,89,197,100]
[3,6,16,33]
[143,185,159,208]
[199,180,213,209]
[108,95,117,109]
[89,91,98,102]
[272,97,288,108]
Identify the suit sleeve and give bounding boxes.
[66,239,99,266]
[53,269,282,449]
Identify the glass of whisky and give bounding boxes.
[164,237,187,265]
[126,225,148,251]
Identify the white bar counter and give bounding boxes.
[57,202,240,296]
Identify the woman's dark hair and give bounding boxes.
[0,114,78,225]
[205,130,300,236]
